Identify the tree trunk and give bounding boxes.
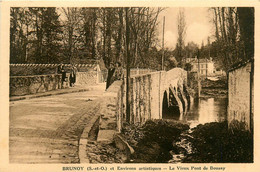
[213,8,219,41]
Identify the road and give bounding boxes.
[9,84,106,163]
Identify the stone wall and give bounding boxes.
[9,63,106,97]
[228,62,253,131]
[10,74,63,96]
[100,80,124,132]
[76,71,98,86]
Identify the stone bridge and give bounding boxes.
[9,67,192,163]
[105,68,192,132]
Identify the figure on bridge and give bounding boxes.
[113,62,124,81]
[106,62,115,89]
[106,62,124,90]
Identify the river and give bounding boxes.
[183,97,228,128]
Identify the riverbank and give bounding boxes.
[120,120,253,163]
[200,77,227,98]
[121,120,190,163]
[200,88,227,98]
[183,121,253,163]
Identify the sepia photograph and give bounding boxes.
[0,0,258,171]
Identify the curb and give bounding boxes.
[10,88,89,101]
[78,115,100,163]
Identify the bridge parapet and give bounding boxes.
[108,68,190,132]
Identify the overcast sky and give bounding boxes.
[157,7,215,49]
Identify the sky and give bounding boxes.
[157,7,215,49]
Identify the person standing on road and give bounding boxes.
[57,63,63,74]
[69,65,77,87]
[106,62,115,89]
[60,65,66,88]
[73,65,77,85]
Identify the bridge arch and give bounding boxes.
[161,83,186,120]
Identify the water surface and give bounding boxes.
[184,97,227,128]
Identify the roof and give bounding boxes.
[228,59,253,72]
[97,58,107,71]
[10,63,97,68]
[10,59,109,73]
[10,59,106,67]
[189,58,214,64]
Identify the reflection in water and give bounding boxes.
[184,97,227,128]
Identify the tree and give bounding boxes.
[175,8,187,63]
[184,41,199,59]
[80,8,98,60]
[41,8,63,63]
[10,7,63,64]
[10,7,164,69]
[10,7,23,63]
[210,7,254,72]
[126,7,163,68]
[61,7,82,63]
[237,7,254,60]
[30,8,45,63]
[98,8,117,67]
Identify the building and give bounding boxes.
[189,57,215,75]
[228,60,254,131]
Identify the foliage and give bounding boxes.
[121,120,189,163]
[209,7,254,72]
[10,66,57,76]
[172,7,254,72]
[10,8,63,64]
[175,9,187,62]
[184,121,253,163]
[10,7,164,70]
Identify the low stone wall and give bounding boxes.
[10,74,64,96]
[76,71,98,86]
[228,62,253,131]
[100,81,124,132]
[76,70,109,85]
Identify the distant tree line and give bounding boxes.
[172,7,254,72]
[10,7,165,69]
[11,7,253,72]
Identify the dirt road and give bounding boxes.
[9,84,105,163]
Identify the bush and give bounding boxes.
[122,120,189,163]
[184,121,253,163]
